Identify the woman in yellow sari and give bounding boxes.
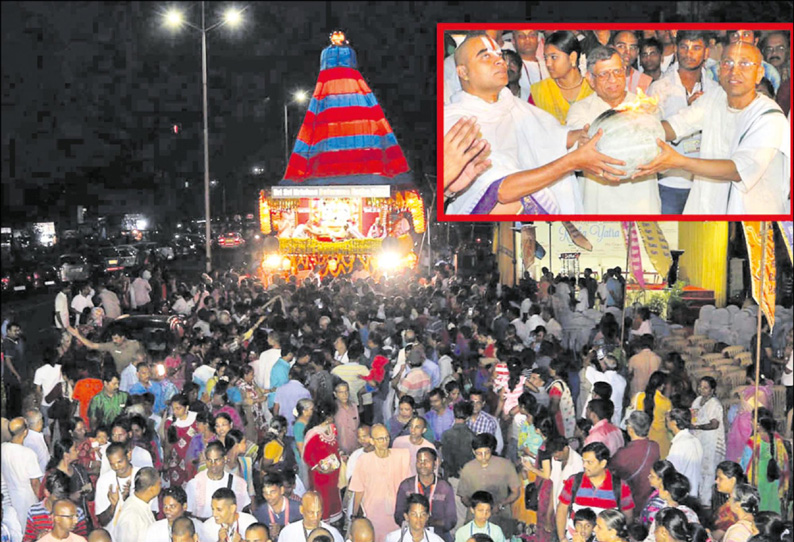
[632,371,673,458]
[529,31,594,125]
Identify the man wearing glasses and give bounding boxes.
[384,494,445,542]
[567,45,662,214]
[760,31,790,115]
[633,41,789,215]
[37,499,86,542]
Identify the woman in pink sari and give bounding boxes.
[302,401,343,524]
[725,382,772,463]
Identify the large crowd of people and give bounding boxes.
[1,261,792,542]
[443,28,791,215]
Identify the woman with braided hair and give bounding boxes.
[653,508,709,542]
[593,509,630,542]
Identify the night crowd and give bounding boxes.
[1,261,792,542]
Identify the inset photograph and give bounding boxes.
[440,25,792,219]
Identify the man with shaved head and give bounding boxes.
[87,529,113,542]
[349,517,376,542]
[244,523,271,542]
[36,499,86,542]
[115,467,161,542]
[634,41,790,215]
[1,417,43,525]
[277,491,343,542]
[349,424,411,542]
[172,516,199,542]
[444,31,625,215]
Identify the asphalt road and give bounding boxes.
[2,244,259,373]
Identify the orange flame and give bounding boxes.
[615,87,658,114]
[330,31,346,46]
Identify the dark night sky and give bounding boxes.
[2,1,791,226]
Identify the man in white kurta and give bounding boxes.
[666,411,703,498]
[0,419,42,526]
[185,443,250,520]
[514,29,548,100]
[444,33,624,216]
[567,46,662,214]
[115,467,161,542]
[648,31,721,214]
[638,42,790,214]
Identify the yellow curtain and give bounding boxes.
[678,222,728,306]
[495,222,516,286]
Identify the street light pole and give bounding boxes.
[163,3,246,274]
[201,1,211,273]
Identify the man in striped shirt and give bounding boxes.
[24,470,89,542]
[556,442,633,541]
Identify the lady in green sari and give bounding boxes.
[739,408,789,513]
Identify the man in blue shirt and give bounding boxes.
[129,363,166,415]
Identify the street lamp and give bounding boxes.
[163,3,246,273]
[284,89,309,165]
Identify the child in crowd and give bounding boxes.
[455,490,506,542]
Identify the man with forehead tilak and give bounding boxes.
[444,32,625,215]
[633,41,790,214]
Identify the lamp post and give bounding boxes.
[283,90,309,165]
[163,2,246,273]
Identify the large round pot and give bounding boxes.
[587,108,665,180]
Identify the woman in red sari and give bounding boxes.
[164,394,198,488]
[302,401,343,524]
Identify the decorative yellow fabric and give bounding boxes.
[263,440,284,463]
[530,77,594,125]
[743,222,776,329]
[637,222,673,278]
[678,222,728,306]
[495,222,515,286]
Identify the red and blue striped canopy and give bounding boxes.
[281,40,412,186]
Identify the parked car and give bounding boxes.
[114,245,139,269]
[57,253,92,283]
[100,314,186,356]
[91,246,124,273]
[0,257,58,297]
[133,242,174,264]
[217,231,245,249]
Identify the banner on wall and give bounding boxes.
[742,221,776,329]
[521,225,537,270]
[562,221,593,252]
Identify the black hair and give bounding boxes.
[598,509,630,541]
[755,512,789,541]
[661,471,692,505]
[640,37,663,55]
[471,432,497,453]
[699,377,717,391]
[134,467,160,493]
[211,487,237,503]
[582,441,610,463]
[593,382,613,400]
[205,440,227,457]
[656,508,709,542]
[405,492,430,513]
[587,398,614,422]
[732,483,760,517]
[716,460,746,486]
[574,507,597,525]
[545,30,582,58]
[47,436,75,471]
[162,486,188,505]
[668,408,691,430]
[644,371,668,418]
[470,490,494,508]
[262,471,285,488]
[453,400,473,420]
[45,469,71,498]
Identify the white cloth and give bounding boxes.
[576,290,589,312]
[33,363,62,407]
[277,521,344,542]
[99,289,122,320]
[130,278,152,308]
[202,512,257,542]
[146,517,208,542]
[2,475,23,542]
[100,445,154,477]
[22,430,50,474]
[119,363,139,393]
[0,443,42,527]
[667,429,703,498]
[70,294,94,325]
[583,367,627,426]
[251,348,281,390]
[385,528,446,542]
[567,92,662,214]
[54,292,70,328]
[692,396,726,505]
[551,449,584,505]
[518,58,544,101]
[171,297,192,316]
[527,315,546,335]
[443,54,462,105]
[648,66,720,190]
[511,318,531,346]
[115,494,156,542]
[185,471,250,519]
[95,466,159,539]
[666,90,790,214]
[783,352,793,387]
[445,87,582,215]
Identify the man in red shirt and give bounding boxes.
[24,470,90,542]
[556,442,634,541]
